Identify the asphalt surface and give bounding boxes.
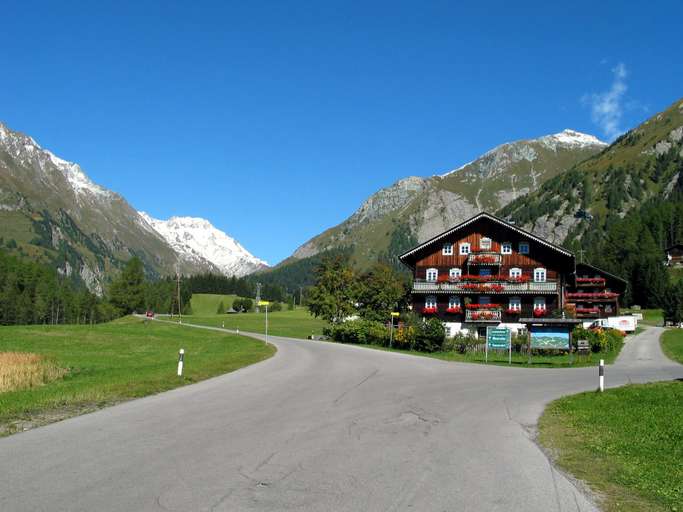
[0,323,680,511]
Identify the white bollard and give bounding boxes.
[236,328,239,336]
[222,321,225,329]
[177,349,185,376]
[599,359,604,392]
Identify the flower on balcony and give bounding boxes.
[460,283,505,293]
[576,277,606,284]
[466,303,502,310]
[566,292,619,299]
[470,255,497,264]
[505,308,521,315]
[437,274,450,283]
[575,307,600,314]
[422,307,438,314]
[461,274,495,282]
[446,306,462,314]
[533,308,547,318]
[470,311,497,320]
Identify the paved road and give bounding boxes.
[1,325,680,511]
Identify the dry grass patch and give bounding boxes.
[0,352,66,393]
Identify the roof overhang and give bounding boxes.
[399,212,574,268]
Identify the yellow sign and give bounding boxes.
[391,312,400,317]
[258,301,270,306]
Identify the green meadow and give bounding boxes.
[0,316,274,436]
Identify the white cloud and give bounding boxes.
[582,63,628,140]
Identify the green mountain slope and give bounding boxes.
[500,97,683,245]
[0,122,213,294]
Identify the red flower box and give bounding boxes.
[470,311,497,320]
[533,308,547,318]
[437,274,450,283]
[446,306,462,314]
[507,275,530,283]
[471,255,497,264]
[576,307,600,313]
[576,277,606,284]
[466,303,502,310]
[422,307,438,314]
[505,308,521,315]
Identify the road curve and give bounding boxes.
[0,324,680,511]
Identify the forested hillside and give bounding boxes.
[500,97,683,244]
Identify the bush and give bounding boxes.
[572,327,625,353]
[325,319,389,345]
[268,301,282,312]
[413,317,446,352]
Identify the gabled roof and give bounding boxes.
[575,262,627,284]
[398,212,573,266]
[666,243,683,251]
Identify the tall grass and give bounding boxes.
[0,352,66,393]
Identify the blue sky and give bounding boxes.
[2,1,682,264]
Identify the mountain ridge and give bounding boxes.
[287,128,606,269]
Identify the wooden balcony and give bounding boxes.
[412,279,559,294]
[465,309,502,322]
[467,251,502,266]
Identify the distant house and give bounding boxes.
[666,244,683,267]
[566,263,627,319]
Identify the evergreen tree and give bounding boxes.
[109,257,146,314]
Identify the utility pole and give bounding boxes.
[255,282,262,313]
[176,262,182,324]
[577,248,586,264]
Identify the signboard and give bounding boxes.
[530,326,570,349]
[257,300,270,306]
[487,327,510,349]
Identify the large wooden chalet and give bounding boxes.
[398,212,624,337]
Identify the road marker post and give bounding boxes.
[258,301,270,343]
[177,349,185,377]
[390,312,399,349]
[599,359,604,392]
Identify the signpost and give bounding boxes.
[258,300,270,343]
[486,327,511,364]
[389,312,400,349]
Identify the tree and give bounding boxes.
[662,281,683,324]
[307,256,358,324]
[356,263,407,322]
[216,300,225,314]
[108,257,146,314]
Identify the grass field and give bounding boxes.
[0,317,274,436]
[661,328,683,364]
[539,381,683,511]
[182,307,328,339]
[189,293,241,315]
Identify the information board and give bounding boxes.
[530,326,570,349]
[487,327,510,349]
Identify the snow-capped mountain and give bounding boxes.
[290,129,606,265]
[0,120,264,293]
[139,213,268,277]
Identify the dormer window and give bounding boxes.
[442,243,453,255]
[459,242,471,255]
[501,242,512,255]
[534,268,547,283]
[480,237,492,250]
[426,268,438,281]
[519,242,530,255]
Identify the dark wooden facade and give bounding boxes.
[566,263,626,319]
[399,213,575,333]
